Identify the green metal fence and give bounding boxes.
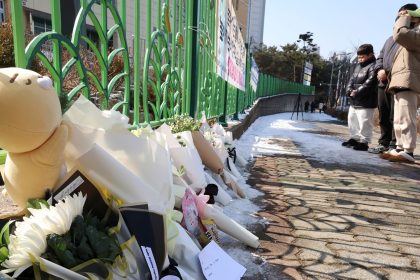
[7,0,314,128]
[256,73,315,98]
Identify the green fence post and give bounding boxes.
[219,80,228,126]
[233,88,239,120]
[133,0,141,126]
[10,0,26,67]
[142,0,152,124]
[51,1,63,97]
[188,0,200,118]
[119,0,130,117]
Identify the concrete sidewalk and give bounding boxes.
[245,118,420,280]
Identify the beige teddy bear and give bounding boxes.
[0,68,68,208]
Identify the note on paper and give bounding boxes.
[198,241,246,280]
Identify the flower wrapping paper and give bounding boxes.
[156,124,207,193]
[191,131,224,175]
[63,95,174,215]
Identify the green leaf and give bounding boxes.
[0,246,9,262]
[47,234,78,268]
[71,215,85,244]
[76,236,94,261]
[27,198,50,210]
[86,225,120,261]
[0,220,13,245]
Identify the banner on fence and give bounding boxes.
[250,57,259,92]
[216,0,246,91]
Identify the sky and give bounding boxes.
[263,0,414,59]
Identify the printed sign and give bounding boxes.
[303,61,313,86]
[216,0,246,91]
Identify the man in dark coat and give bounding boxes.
[342,44,378,151]
[310,101,316,113]
[304,100,309,112]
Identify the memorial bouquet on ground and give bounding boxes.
[0,190,141,279]
[164,115,259,249]
[62,96,207,279]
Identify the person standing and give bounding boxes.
[382,7,420,163]
[304,100,310,112]
[310,101,316,113]
[342,44,378,151]
[369,3,418,155]
[318,102,324,114]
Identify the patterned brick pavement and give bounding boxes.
[246,125,420,280]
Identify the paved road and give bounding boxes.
[246,120,420,280]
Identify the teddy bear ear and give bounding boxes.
[37,76,53,89]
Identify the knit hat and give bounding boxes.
[399,3,418,12]
[357,44,374,55]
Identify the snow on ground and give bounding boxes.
[222,112,390,278]
[235,112,390,167]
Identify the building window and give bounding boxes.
[0,0,5,23]
[33,16,52,34]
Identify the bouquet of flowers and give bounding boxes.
[0,192,135,279]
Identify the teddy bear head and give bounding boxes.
[0,67,62,153]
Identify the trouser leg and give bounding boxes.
[356,108,375,144]
[348,106,360,141]
[377,87,393,146]
[389,93,397,148]
[393,91,418,153]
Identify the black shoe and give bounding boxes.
[342,138,358,147]
[368,144,388,154]
[353,142,369,151]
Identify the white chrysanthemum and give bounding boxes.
[1,192,86,277]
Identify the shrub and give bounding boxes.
[0,22,44,71]
[0,22,16,67]
[0,21,126,111]
[325,107,347,123]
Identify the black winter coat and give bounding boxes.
[346,57,378,108]
[374,36,400,88]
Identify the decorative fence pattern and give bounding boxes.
[8,0,315,128]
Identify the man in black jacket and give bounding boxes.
[368,3,418,154]
[342,44,378,151]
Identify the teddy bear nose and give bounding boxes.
[37,76,53,89]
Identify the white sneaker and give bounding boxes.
[380,148,401,160]
[388,151,415,163]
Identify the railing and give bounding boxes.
[7,0,314,128]
[256,73,315,98]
